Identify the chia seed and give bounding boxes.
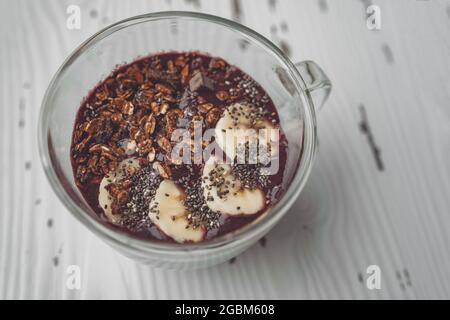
[119,166,162,231]
[175,165,221,230]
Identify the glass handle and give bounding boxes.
[295,61,332,111]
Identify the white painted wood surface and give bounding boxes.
[1,0,450,299]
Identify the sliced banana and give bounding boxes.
[98,158,140,224]
[149,180,206,243]
[215,102,279,160]
[202,157,265,215]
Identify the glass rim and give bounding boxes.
[38,11,317,253]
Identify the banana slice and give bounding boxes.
[98,158,140,224]
[149,180,206,243]
[202,157,265,215]
[215,103,279,160]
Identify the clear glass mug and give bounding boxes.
[39,11,331,269]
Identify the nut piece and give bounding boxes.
[174,56,186,67]
[198,103,214,113]
[216,91,229,101]
[87,155,98,169]
[167,60,175,73]
[89,144,111,154]
[129,127,143,141]
[144,115,156,136]
[181,65,190,84]
[111,113,123,123]
[153,161,171,179]
[157,135,172,154]
[206,107,223,126]
[209,58,226,69]
[160,103,169,115]
[150,102,159,114]
[165,109,183,136]
[155,83,173,95]
[196,96,206,104]
[122,101,134,115]
[95,91,108,102]
[84,118,102,134]
[189,71,214,92]
[137,139,153,155]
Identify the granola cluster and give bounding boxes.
[71,53,240,187]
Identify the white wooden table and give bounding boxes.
[1,0,450,299]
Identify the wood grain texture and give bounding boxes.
[1,0,450,299]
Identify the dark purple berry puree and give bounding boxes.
[70,52,289,244]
